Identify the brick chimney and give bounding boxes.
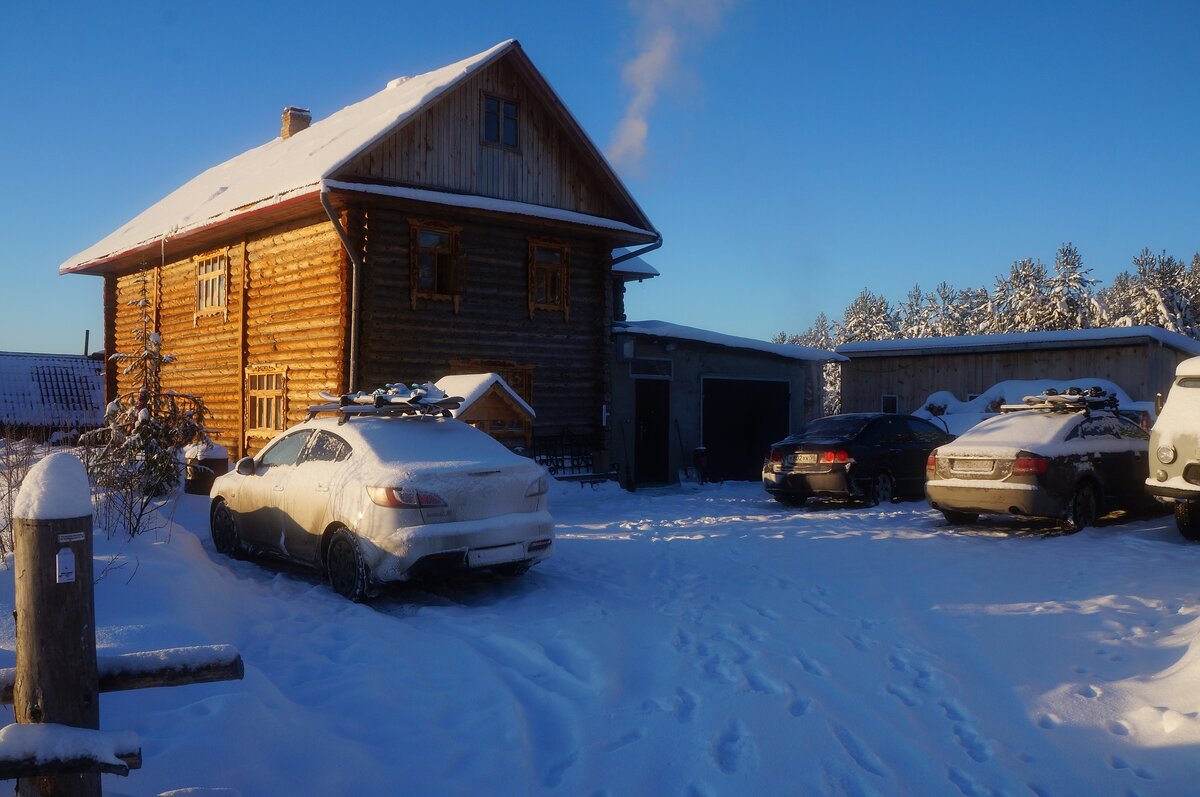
[281,106,311,139]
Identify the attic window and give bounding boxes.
[195,252,229,321]
[410,221,464,313]
[528,239,569,321]
[483,94,519,148]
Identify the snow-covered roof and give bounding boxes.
[59,40,655,276]
[434,373,535,419]
[837,326,1200,357]
[615,320,844,362]
[0,352,104,429]
[611,248,659,279]
[326,181,654,239]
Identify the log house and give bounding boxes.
[59,41,659,461]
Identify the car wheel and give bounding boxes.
[210,499,244,559]
[326,527,369,602]
[870,472,896,506]
[1175,501,1200,541]
[941,509,978,525]
[1067,483,1099,532]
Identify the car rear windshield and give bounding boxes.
[802,416,873,439]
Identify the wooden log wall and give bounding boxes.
[109,215,347,458]
[341,57,622,222]
[356,206,611,442]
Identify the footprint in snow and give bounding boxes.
[1038,713,1062,730]
[1108,720,1131,736]
[601,729,644,752]
[711,719,758,775]
[1077,684,1103,699]
[830,722,890,778]
[1109,755,1156,780]
[946,765,985,797]
[887,683,919,708]
[795,651,827,677]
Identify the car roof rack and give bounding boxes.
[306,385,464,424]
[998,386,1118,415]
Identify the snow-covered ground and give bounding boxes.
[3,478,1200,796]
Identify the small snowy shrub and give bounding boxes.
[80,274,212,538]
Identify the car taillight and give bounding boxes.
[926,454,938,473]
[367,486,448,508]
[819,450,849,463]
[1011,455,1049,475]
[768,449,783,465]
[525,474,549,497]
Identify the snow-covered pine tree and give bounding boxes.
[81,271,213,538]
[896,285,937,339]
[836,288,897,343]
[1044,242,1099,330]
[1127,248,1198,336]
[987,258,1052,333]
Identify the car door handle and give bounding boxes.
[316,484,330,492]
[273,485,285,492]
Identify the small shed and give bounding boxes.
[837,326,1200,414]
[611,320,841,486]
[0,352,105,440]
[435,373,535,449]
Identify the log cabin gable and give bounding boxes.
[332,49,648,231]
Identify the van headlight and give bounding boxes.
[1157,445,1177,464]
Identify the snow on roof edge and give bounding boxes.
[434,373,536,419]
[325,181,656,238]
[837,326,1200,357]
[615,320,844,362]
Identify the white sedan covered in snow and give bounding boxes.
[208,413,554,601]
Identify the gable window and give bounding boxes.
[528,240,569,321]
[195,252,228,321]
[409,221,464,312]
[483,94,519,148]
[247,366,286,438]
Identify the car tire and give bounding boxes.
[1067,483,1099,532]
[941,509,978,525]
[326,527,370,602]
[1175,501,1200,541]
[210,499,244,559]
[869,472,896,506]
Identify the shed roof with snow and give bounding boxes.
[0,352,104,430]
[615,320,843,362]
[836,326,1200,357]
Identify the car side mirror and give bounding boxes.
[235,456,257,476]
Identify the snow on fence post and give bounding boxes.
[11,452,102,797]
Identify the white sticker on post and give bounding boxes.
[56,548,76,584]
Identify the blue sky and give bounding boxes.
[3,1,1198,355]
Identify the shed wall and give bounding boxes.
[840,342,1188,414]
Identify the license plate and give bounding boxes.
[953,459,994,473]
[789,452,818,465]
[467,543,525,568]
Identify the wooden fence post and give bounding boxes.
[12,453,100,797]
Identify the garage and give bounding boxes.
[702,378,791,482]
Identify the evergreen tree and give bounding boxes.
[1045,242,1098,330]
[1126,247,1197,335]
[896,285,937,339]
[987,258,1051,333]
[836,288,897,343]
[1097,271,1139,326]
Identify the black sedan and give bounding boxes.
[763,413,954,507]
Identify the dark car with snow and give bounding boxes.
[208,388,554,601]
[926,388,1151,530]
[763,413,954,507]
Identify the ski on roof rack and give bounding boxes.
[306,383,464,423]
[998,386,1118,415]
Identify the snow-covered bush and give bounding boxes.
[80,274,212,538]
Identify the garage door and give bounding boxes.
[702,379,790,482]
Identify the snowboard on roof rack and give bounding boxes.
[307,384,464,423]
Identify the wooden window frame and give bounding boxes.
[528,239,570,321]
[409,220,464,313]
[246,365,287,440]
[482,93,519,149]
[194,250,229,323]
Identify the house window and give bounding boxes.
[528,240,569,320]
[247,366,286,437]
[881,394,899,414]
[195,252,228,320]
[483,94,518,148]
[410,222,463,312]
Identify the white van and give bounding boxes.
[1146,356,1200,539]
